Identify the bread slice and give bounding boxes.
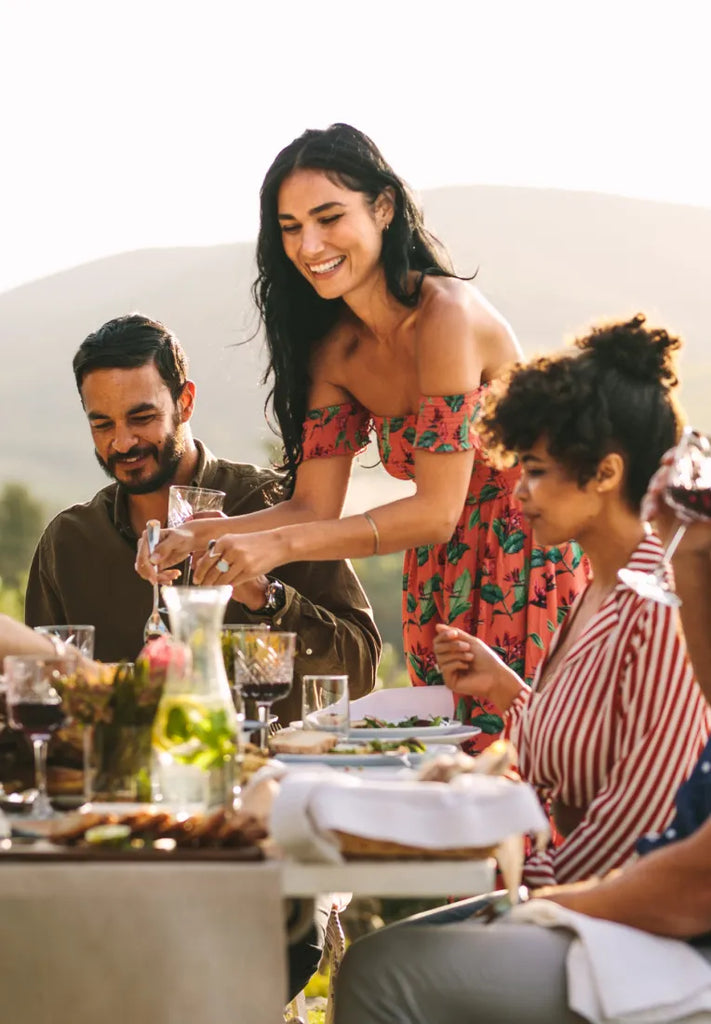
[269,728,338,755]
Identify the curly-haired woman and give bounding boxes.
[139,124,587,742]
[434,314,711,886]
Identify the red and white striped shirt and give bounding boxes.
[506,533,711,888]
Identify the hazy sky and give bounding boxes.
[2,0,709,295]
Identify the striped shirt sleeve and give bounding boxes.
[504,685,530,741]
[522,598,709,887]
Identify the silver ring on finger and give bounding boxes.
[207,538,218,555]
[216,558,230,573]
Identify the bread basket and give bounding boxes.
[333,829,496,860]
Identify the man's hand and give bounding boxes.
[135,514,224,584]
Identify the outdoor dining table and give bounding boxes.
[0,837,496,1024]
[0,684,518,1024]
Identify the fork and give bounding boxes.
[143,519,170,642]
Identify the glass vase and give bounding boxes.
[151,586,239,813]
[83,723,153,803]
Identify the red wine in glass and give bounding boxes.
[240,680,292,703]
[619,427,711,606]
[11,700,66,739]
[666,485,711,520]
[3,655,70,818]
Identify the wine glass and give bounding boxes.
[618,427,711,606]
[167,485,226,584]
[221,624,271,723]
[3,655,70,818]
[233,631,296,753]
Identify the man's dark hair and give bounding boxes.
[73,313,189,401]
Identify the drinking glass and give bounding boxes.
[302,675,350,737]
[233,631,296,753]
[4,655,71,818]
[619,427,711,606]
[222,624,271,723]
[167,485,226,584]
[34,624,95,659]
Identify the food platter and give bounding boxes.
[275,742,458,768]
[0,837,263,861]
[4,805,266,861]
[349,720,466,741]
[288,720,482,745]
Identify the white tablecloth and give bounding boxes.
[0,861,286,1024]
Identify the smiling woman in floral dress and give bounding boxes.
[139,124,587,746]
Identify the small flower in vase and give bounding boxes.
[54,636,187,802]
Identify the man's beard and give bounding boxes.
[95,425,186,495]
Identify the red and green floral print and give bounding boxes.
[302,387,589,751]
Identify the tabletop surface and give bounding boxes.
[281,856,496,897]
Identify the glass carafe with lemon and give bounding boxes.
[151,586,239,812]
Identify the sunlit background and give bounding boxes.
[2,0,710,668]
[2,0,709,294]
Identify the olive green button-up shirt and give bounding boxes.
[25,442,380,724]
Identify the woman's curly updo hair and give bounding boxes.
[254,122,454,496]
[479,314,684,511]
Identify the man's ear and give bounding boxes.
[178,380,196,422]
[595,452,624,493]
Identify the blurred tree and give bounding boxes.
[352,553,404,656]
[0,483,46,589]
[0,578,24,620]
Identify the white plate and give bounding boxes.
[422,726,482,745]
[349,720,464,740]
[275,743,458,768]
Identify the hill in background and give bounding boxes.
[1,184,709,514]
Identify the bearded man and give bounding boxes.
[25,313,380,725]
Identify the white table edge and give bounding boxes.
[280,856,496,897]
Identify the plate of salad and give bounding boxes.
[348,715,466,741]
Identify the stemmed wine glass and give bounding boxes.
[221,623,271,722]
[618,427,711,606]
[3,655,71,818]
[167,485,226,585]
[232,631,296,753]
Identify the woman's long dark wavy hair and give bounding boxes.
[254,122,455,495]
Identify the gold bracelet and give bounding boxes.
[363,511,380,556]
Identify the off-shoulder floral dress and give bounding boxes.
[301,386,589,750]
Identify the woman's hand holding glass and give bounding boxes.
[642,448,711,556]
[620,427,711,604]
[135,515,225,584]
[192,531,284,588]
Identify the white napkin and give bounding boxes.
[508,899,711,1024]
[270,770,548,864]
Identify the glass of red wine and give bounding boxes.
[618,427,711,606]
[233,631,296,753]
[3,655,70,818]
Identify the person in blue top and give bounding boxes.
[333,449,711,1024]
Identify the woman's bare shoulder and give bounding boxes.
[418,276,522,366]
